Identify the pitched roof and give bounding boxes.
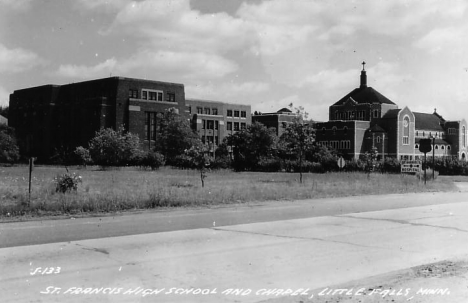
[369,124,386,132]
[332,86,396,106]
[381,109,401,119]
[277,107,292,113]
[413,112,444,131]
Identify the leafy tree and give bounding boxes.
[0,124,20,163]
[278,106,315,183]
[154,108,200,165]
[74,146,92,167]
[88,127,140,167]
[0,106,8,118]
[185,143,211,187]
[226,122,277,171]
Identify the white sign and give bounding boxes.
[401,160,421,173]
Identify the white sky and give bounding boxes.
[1,0,468,122]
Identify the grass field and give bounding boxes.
[0,165,457,219]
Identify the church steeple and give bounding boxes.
[360,61,367,88]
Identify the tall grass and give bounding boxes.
[0,165,456,218]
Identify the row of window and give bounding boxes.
[322,126,348,136]
[320,140,351,150]
[335,110,367,120]
[144,112,163,141]
[227,122,247,131]
[201,136,219,145]
[196,107,218,115]
[129,89,176,102]
[201,120,219,130]
[414,144,451,151]
[415,131,443,138]
[227,110,247,118]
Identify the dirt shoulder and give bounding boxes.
[261,257,468,303]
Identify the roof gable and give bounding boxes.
[333,87,396,106]
[413,112,444,131]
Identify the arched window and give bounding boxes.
[343,126,348,135]
[332,126,337,135]
[435,145,439,150]
[463,126,466,147]
[377,136,381,143]
[322,127,326,135]
[415,144,419,149]
[403,116,410,145]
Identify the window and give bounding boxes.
[188,106,192,114]
[373,110,379,118]
[204,108,210,115]
[165,93,175,102]
[377,136,381,143]
[197,107,203,114]
[227,110,233,117]
[463,126,466,147]
[142,90,147,100]
[332,126,337,135]
[212,108,218,115]
[241,123,246,130]
[234,122,240,131]
[241,111,246,118]
[202,119,206,129]
[129,89,138,98]
[403,116,410,145]
[234,110,240,117]
[145,90,163,101]
[343,126,348,135]
[435,145,439,150]
[207,120,214,130]
[441,145,445,150]
[322,127,326,135]
[145,112,160,140]
[415,144,419,149]
[227,122,232,131]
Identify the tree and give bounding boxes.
[278,105,315,183]
[88,127,140,167]
[225,122,278,171]
[0,106,8,118]
[185,143,211,187]
[0,124,20,163]
[154,108,200,165]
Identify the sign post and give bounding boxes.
[419,139,432,185]
[337,156,346,171]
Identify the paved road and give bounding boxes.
[1,191,468,248]
[2,192,468,302]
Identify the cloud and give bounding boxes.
[74,0,128,11]
[56,58,117,78]
[0,43,45,73]
[0,0,32,10]
[56,50,238,80]
[108,0,253,53]
[0,85,9,107]
[186,81,270,103]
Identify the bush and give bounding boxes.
[74,146,92,166]
[54,172,82,193]
[257,157,282,172]
[0,124,20,164]
[140,151,165,170]
[382,158,401,173]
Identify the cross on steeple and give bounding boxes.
[362,61,366,71]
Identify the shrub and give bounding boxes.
[54,172,82,193]
[0,124,20,163]
[382,158,401,173]
[74,146,92,167]
[140,151,165,170]
[257,157,282,172]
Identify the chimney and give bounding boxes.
[360,61,367,88]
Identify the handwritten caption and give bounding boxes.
[40,286,451,298]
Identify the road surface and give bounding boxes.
[1,191,468,302]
